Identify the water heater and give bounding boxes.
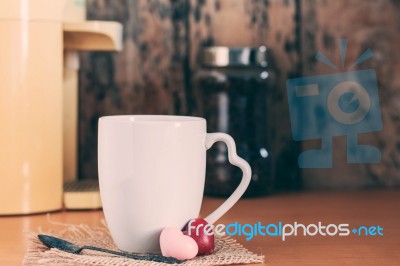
[0,0,66,214]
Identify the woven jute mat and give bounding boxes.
[23,218,264,266]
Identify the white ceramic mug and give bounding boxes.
[98,115,251,253]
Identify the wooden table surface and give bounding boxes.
[1,189,399,266]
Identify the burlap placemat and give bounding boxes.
[24,219,264,266]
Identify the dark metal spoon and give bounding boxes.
[38,234,183,264]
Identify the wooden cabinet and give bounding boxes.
[78,0,400,188]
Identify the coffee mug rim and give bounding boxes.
[99,115,205,123]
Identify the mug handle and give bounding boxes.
[204,133,252,224]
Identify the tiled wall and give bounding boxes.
[79,0,400,189]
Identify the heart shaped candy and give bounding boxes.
[160,227,198,260]
[183,218,214,255]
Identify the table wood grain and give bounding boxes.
[1,190,399,265]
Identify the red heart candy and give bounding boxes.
[183,218,215,255]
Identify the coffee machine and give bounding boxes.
[0,0,122,214]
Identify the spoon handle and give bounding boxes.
[81,246,183,264]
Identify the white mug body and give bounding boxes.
[98,115,206,253]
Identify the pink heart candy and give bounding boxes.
[160,227,198,260]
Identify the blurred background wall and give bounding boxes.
[78,0,400,190]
